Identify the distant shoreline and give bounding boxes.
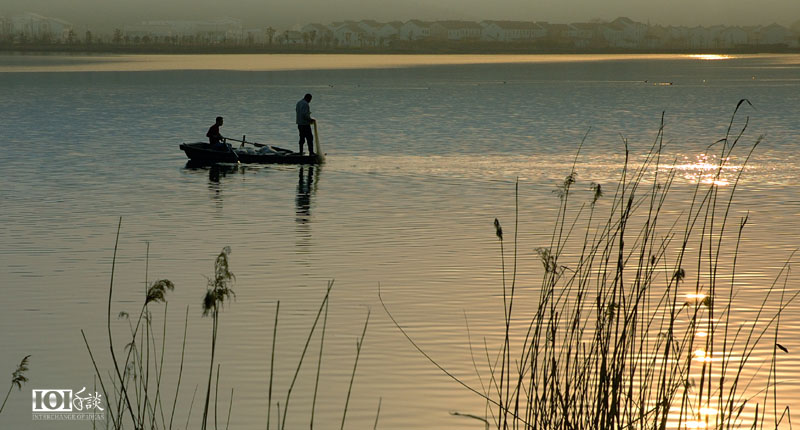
[2,43,799,56]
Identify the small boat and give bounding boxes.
[181,123,326,165]
[179,142,324,165]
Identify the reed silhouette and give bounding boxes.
[82,236,370,430]
[381,100,797,430]
[0,355,30,416]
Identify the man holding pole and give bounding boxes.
[295,93,316,156]
[207,116,226,149]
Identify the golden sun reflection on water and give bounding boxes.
[0,53,744,73]
[668,153,740,185]
[686,54,735,61]
[699,407,718,416]
[693,349,724,363]
[669,405,725,428]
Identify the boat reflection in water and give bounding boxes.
[183,160,246,205]
[181,161,319,225]
[184,160,244,182]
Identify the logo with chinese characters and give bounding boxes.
[32,388,105,421]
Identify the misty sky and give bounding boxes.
[4,0,800,30]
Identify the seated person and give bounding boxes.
[206,116,227,149]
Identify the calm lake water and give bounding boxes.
[2,53,800,429]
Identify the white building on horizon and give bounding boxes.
[399,20,431,41]
[9,12,72,41]
[123,18,243,42]
[481,21,545,41]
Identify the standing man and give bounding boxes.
[295,93,316,156]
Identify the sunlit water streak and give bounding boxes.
[1,54,800,429]
[0,53,759,73]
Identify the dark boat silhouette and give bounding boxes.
[181,123,326,165]
[180,142,324,165]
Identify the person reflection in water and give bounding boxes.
[295,166,315,223]
[206,116,226,149]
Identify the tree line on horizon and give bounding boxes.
[2,13,800,52]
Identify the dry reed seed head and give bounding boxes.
[605,303,617,318]
[590,182,603,204]
[203,246,237,316]
[202,290,216,316]
[202,286,236,316]
[564,172,577,187]
[535,247,558,273]
[145,279,175,304]
[494,218,503,240]
[11,355,31,390]
[214,246,235,285]
[673,268,686,283]
[118,311,130,319]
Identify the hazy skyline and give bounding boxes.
[4,0,800,31]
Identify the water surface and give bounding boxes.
[1,53,800,429]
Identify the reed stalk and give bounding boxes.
[266,300,279,430]
[341,310,370,430]
[310,296,329,429]
[0,355,30,416]
[84,238,366,430]
[382,101,796,430]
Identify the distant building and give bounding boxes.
[430,20,482,41]
[1,16,12,38]
[567,23,599,47]
[611,17,648,46]
[567,23,596,40]
[329,20,357,31]
[640,25,667,49]
[481,21,544,41]
[124,22,175,39]
[538,23,571,46]
[400,20,431,41]
[301,23,333,46]
[333,23,367,47]
[718,26,748,48]
[706,26,727,48]
[278,30,304,45]
[10,12,72,42]
[376,21,403,45]
[124,18,243,43]
[357,20,382,36]
[688,26,712,49]
[663,26,690,49]
[641,33,663,49]
[758,23,791,45]
[243,28,266,44]
[599,23,627,48]
[191,18,243,43]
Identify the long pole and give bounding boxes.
[225,136,267,148]
[313,121,324,161]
